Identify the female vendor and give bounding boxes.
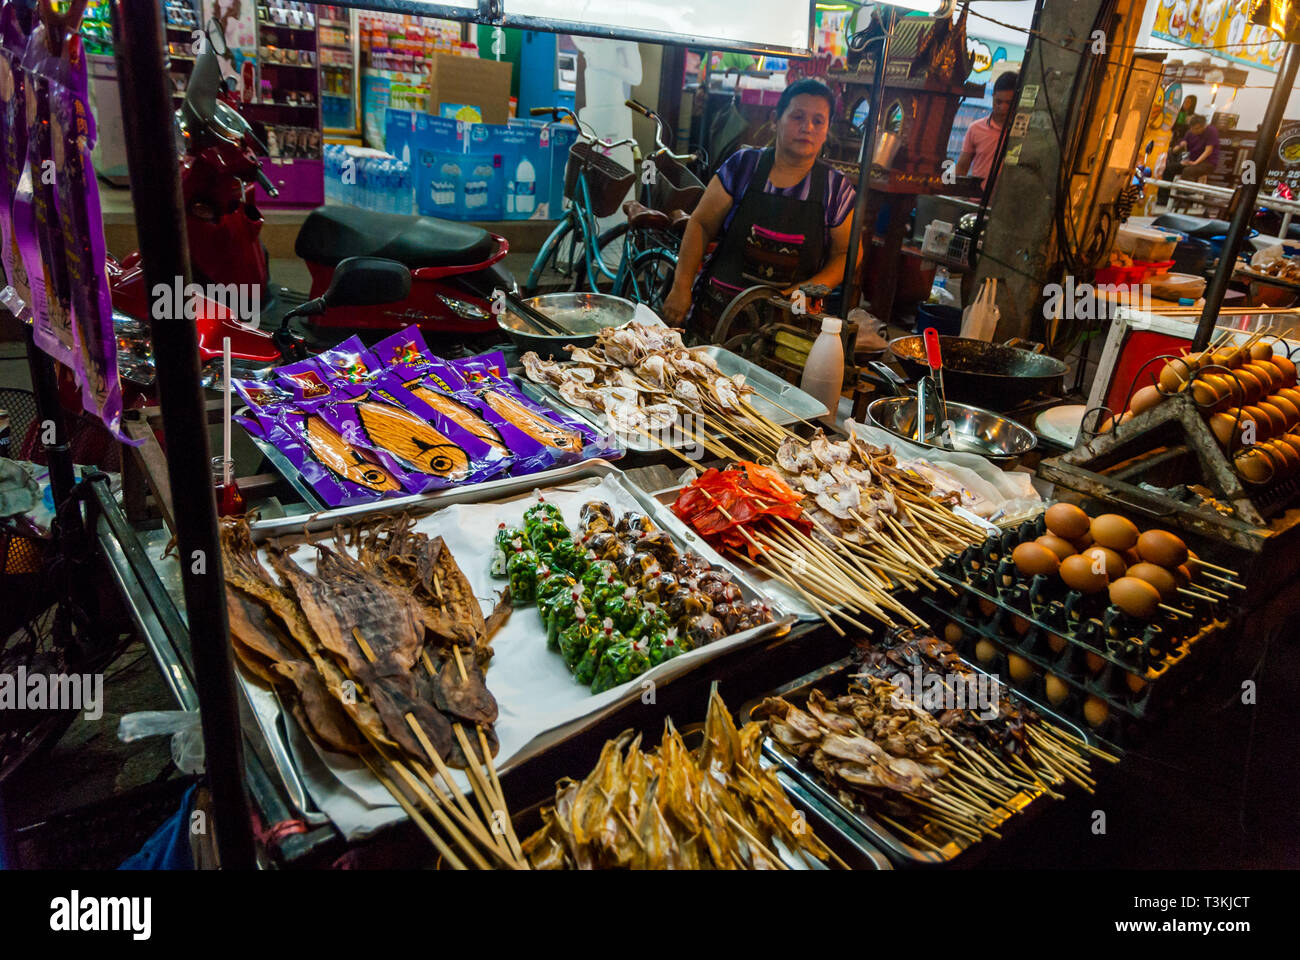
[660,78,858,335]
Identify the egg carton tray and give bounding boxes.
[936,518,1236,680]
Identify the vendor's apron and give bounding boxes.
[689,148,828,339]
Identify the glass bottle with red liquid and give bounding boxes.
[211,456,245,517]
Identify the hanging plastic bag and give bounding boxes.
[118,710,205,775]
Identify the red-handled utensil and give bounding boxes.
[922,327,948,441]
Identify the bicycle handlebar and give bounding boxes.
[623,97,694,164]
[534,104,636,153]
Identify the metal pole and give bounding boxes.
[840,14,893,311]
[1192,42,1300,351]
[110,0,255,869]
[24,330,77,523]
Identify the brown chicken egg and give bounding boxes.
[1045,503,1091,540]
[1175,564,1191,586]
[1190,376,1227,409]
[1136,529,1188,568]
[1241,405,1274,441]
[1234,447,1274,484]
[1035,533,1077,562]
[1071,530,1094,551]
[1047,633,1069,653]
[1099,410,1132,433]
[1059,553,1109,593]
[1267,394,1300,427]
[1232,368,1265,405]
[1126,672,1148,694]
[1126,561,1177,601]
[978,598,997,617]
[1209,409,1248,450]
[1248,362,1283,393]
[1129,385,1164,415]
[1084,652,1107,674]
[1271,354,1297,388]
[1255,401,1288,438]
[1249,341,1276,362]
[1090,513,1139,551]
[1210,348,1240,369]
[1261,441,1298,478]
[974,639,999,664]
[1158,358,1193,392]
[1006,654,1035,684]
[1011,615,1032,636]
[1276,432,1300,461]
[943,621,964,644]
[1123,547,1141,566]
[1083,696,1110,729]
[1085,546,1127,580]
[1108,576,1162,619]
[1276,385,1300,410]
[1012,542,1060,578]
[1045,674,1070,705]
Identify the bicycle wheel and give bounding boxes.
[574,222,628,295]
[616,248,677,313]
[524,215,585,296]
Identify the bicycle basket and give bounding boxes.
[651,153,705,214]
[564,141,635,218]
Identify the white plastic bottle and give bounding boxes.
[800,316,845,425]
[514,156,536,215]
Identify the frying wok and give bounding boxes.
[888,334,1067,410]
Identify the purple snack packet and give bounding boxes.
[45,30,131,442]
[312,334,382,384]
[274,355,338,401]
[454,349,620,465]
[0,5,30,319]
[260,398,397,507]
[311,378,510,494]
[18,24,73,367]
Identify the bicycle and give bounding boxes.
[583,99,706,312]
[522,103,704,312]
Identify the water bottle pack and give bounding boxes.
[325,143,413,214]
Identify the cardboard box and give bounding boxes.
[426,54,512,126]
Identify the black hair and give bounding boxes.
[777,78,836,119]
[993,71,1019,95]
[1189,114,1208,126]
[1181,95,1198,112]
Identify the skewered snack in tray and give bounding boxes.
[851,629,1116,777]
[521,687,839,869]
[670,438,988,635]
[221,517,529,869]
[754,651,1110,852]
[492,496,773,694]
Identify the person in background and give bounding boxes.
[1173,114,1220,182]
[661,78,857,334]
[1156,95,1198,205]
[956,70,1018,190]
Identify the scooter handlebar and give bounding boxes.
[253,164,279,197]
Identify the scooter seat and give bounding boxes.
[1151,213,1232,239]
[296,205,496,269]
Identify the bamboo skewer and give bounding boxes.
[364,756,468,870]
[349,631,518,868]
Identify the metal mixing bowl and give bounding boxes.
[498,292,638,358]
[866,395,1037,467]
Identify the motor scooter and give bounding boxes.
[110,19,516,392]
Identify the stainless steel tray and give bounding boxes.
[521,345,828,453]
[748,654,1095,867]
[237,459,795,830]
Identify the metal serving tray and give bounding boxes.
[745,654,1094,867]
[520,345,828,453]
[236,459,795,827]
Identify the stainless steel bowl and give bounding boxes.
[866,395,1037,467]
[498,292,638,358]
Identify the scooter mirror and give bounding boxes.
[324,257,413,308]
